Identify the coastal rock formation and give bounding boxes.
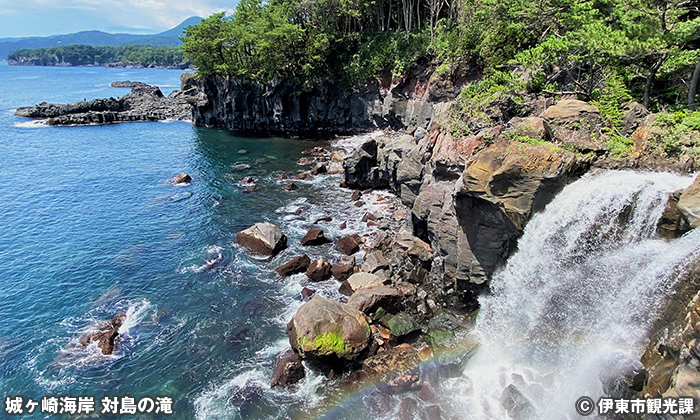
[341,273,384,296]
[337,234,363,255]
[286,295,371,360]
[81,312,126,355]
[172,172,192,184]
[14,84,192,125]
[185,69,468,134]
[347,286,403,314]
[331,256,355,281]
[637,256,700,400]
[236,222,288,256]
[342,131,590,308]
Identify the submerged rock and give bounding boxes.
[363,346,422,393]
[110,80,148,88]
[500,384,535,419]
[283,181,299,191]
[236,222,287,256]
[231,381,264,407]
[286,295,371,360]
[172,172,192,184]
[291,172,313,181]
[81,312,126,355]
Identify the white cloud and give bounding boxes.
[0,0,237,36]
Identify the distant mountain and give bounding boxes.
[0,16,202,59]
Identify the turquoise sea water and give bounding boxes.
[0,62,385,419]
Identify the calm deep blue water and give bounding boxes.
[0,62,383,419]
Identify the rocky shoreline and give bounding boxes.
[228,119,700,418]
[204,124,699,418]
[14,66,700,416]
[13,77,194,125]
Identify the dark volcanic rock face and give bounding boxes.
[14,84,193,125]
[188,75,450,134]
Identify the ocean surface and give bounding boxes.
[0,62,393,419]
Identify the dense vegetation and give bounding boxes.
[8,45,189,68]
[182,0,700,111]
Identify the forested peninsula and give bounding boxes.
[8,45,190,69]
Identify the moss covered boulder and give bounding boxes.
[286,295,371,360]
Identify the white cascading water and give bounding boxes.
[443,170,700,419]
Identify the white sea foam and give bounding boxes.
[13,120,47,128]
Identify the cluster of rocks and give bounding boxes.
[14,78,193,125]
[224,146,343,193]
[341,116,594,310]
[234,178,478,418]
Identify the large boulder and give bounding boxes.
[678,174,700,229]
[543,99,605,153]
[331,256,355,281]
[462,141,586,231]
[657,190,688,239]
[236,222,287,256]
[361,250,390,274]
[276,255,311,277]
[337,234,363,255]
[347,286,403,314]
[300,228,332,246]
[270,348,305,387]
[305,258,332,282]
[339,272,384,296]
[505,116,549,141]
[343,139,392,190]
[388,312,421,338]
[286,295,371,360]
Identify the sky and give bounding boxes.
[0,0,237,38]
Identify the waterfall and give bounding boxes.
[445,170,700,419]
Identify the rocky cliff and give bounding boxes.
[341,125,592,309]
[182,59,472,135]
